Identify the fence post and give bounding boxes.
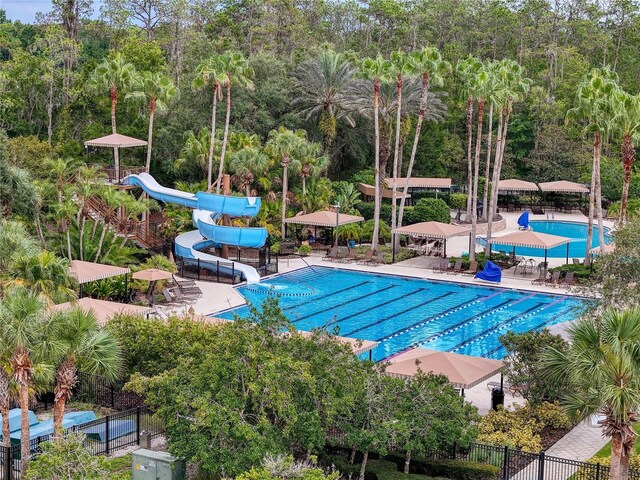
[538,451,545,480]
[105,414,110,455]
[502,446,509,480]
[232,264,235,284]
[4,445,11,480]
[216,261,220,283]
[452,441,457,459]
[110,385,115,408]
[198,259,201,280]
[136,407,141,445]
[596,463,601,480]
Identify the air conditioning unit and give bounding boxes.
[132,448,186,480]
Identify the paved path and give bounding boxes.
[510,419,608,480]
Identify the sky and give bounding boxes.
[1,0,102,23]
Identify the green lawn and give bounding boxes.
[594,424,640,458]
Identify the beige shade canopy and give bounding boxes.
[132,268,174,282]
[358,183,411,199]
[538,181,589,193]
[284,210,364,227]
[590,243,616,254]
[385,348,503,389]
[69,260,130,284]
[497,179,539,192]
[393,221,471,239]
[294,330,379,355]
[386,177,452,189]
[488,230,571,249]
[84,133,148,148]
[51,297,153,326]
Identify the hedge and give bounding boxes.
[403,198,451,225]
[421,458,499,480]
[356,202,392,223]
[364,460,448,480]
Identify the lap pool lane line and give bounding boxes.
[290,284,399,324]
[282,281,371,311]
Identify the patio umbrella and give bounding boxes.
[132,268,174,304]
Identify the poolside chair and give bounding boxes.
[322,246,338,261]
[432,258,449,273]
[461,261,478,276]
[446,260,463,275]
[572,258,581,265]
[357,249,373,265]
[338,248,357,263]
[531,270,547,285]
[545,270,561,286]
[559,271,575,288]
[334,247,349,262]
[372,251,385,265]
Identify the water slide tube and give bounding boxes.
[123,173,268,284]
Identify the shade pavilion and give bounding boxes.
[84,133,147,183]
[69,260,131,298]
[539,181,589,212]
[385,177,452,199]
[385,347,504,396]
[590,243,616,255]
[358,183,411,201]
[392,221,471,260]
[132,268,174,305]
[284,210,364,247]
[487,230,572,264]
[51,297,153,326]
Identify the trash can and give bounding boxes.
[491,387,505,410]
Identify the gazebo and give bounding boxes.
[84,133,147,183]
[487,230,572,264]
[497,179,540,211]
[69,260,131,299]
[284,210,364,247]
[539,181,589,212]
[392,221,471,260]
[590,243,616,255]
[385,177,452,200]
[51,297,153,326]
[385,347,504,396]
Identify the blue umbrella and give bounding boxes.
[517,210,530,230]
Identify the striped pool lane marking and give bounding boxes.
[282,281,371,311]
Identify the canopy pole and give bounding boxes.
[444,239,447,258]
[392,233,396,263]
[566,243,569,265]
[124,273,129,304]
[488,244,492,260]
[544,249,548,267]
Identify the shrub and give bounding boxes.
[448,252,509,271]
[607,199,640,219]
[577,453,640,479]
[365,459,449,480]
[356,202,392,223]
[271,241,281,254]
[422,459,499,480]
[548,263,593,281]
[298,244,312,256]
[403,198,451,224]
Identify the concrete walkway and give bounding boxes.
[510,419,608,480]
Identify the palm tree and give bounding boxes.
[358,55,394,253]
[482,61,500,222]
[398,47,451,229]
[73,166,106,262]
[298,142,329,197]
[610,90,640,224]
[292,49,357,149]
[214,52,255,194]
[457,56,483,220]
[543,308,640,480]
[567,68,619,262]
[5,251,75,304]
[0,220,38,273]
[51,197,77,260]
[47,157,80,204]
[333,182,362,213]
[50,308,120,434]
[174,128,211,180]
[266,127,305,238]
[127,71,178,174]
[192,56,227,190]
[0,288,56,474]
[86,53,136,182]
[228,147,269,197]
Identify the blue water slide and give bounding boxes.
[193,210,268,248]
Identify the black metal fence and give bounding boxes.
[0,406,162,479]
[175,253,278,284]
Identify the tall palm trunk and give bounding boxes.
[13,348,32,477]
[585,132,600,263]
[610,431,632,480]
[0,368,10,447]
[482,103,494,221]
[371,81,381,253]
[66,227,73,260]
[79,215,86,261]
[95,222,109,261]
[620,132,634,223]
[358,450,369,480]
[595,136,605,253]
[485,108,505,253]
[280,159,289,239]
[215,81,232,194]
[53,359,77,435]
[465,98,474,220]
[207,83,219,190]
[110,86,120,182]
[469,99,485,261]
[391,74,403,243]
[145,98,156,173]
[398,72,430,229]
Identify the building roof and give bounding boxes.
[358,183,411,199]
[51,298,153,326]
[497,179,539,192]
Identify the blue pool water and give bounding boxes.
[215,267,585,361]
[482,220,613,258]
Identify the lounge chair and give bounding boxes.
[531,270,547,285]
[432,259,449,273]
[446,260,463,275]
[322,246,338,261]
[461,261,478,276]
[545,270,561,286]
[572,258,581,265]
[357,249,373,265]
[559,271,575,287]
[333,247,349,262]
[337,248,356,263]
[373,251,385,265]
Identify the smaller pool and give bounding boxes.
[481,220,613,258]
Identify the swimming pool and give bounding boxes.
[214,267,585,361]
[481,220,613,258]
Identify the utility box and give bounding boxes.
[132,449,186,480]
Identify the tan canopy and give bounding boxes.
[497,179,539,192]
[132,268,173,282]
[295,330,379,355]
[51,297,152,326]
[358,183,411,199]
[385,348,503,389]
[590,243,615,254]
[284,210,364,227]
[488,230,571,249]
[393,221,470,239]
[385,177,452,189]
[69,260,130,284]
[84,133,147,148]
[538,181,589,193]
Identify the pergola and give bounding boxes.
[385,177,452,199]
[284,210,364,247]
[487,230,572,264]
[84,133,147,183]
[539,181,589,212]
[385,347,504,396]
[51,297,153,326]
[392,221,471,260]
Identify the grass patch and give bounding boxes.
[103,454,132,480]
[594,424,640,458]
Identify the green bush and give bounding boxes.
[448,252,510,271]
[448,193,468,210]
[365,459,448,480]
[422,459,499,480]
[403,198,450,224]
[548,263,593,280]
[298,244,312,256]
[271,241,281,254]
[356,202,392,223]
